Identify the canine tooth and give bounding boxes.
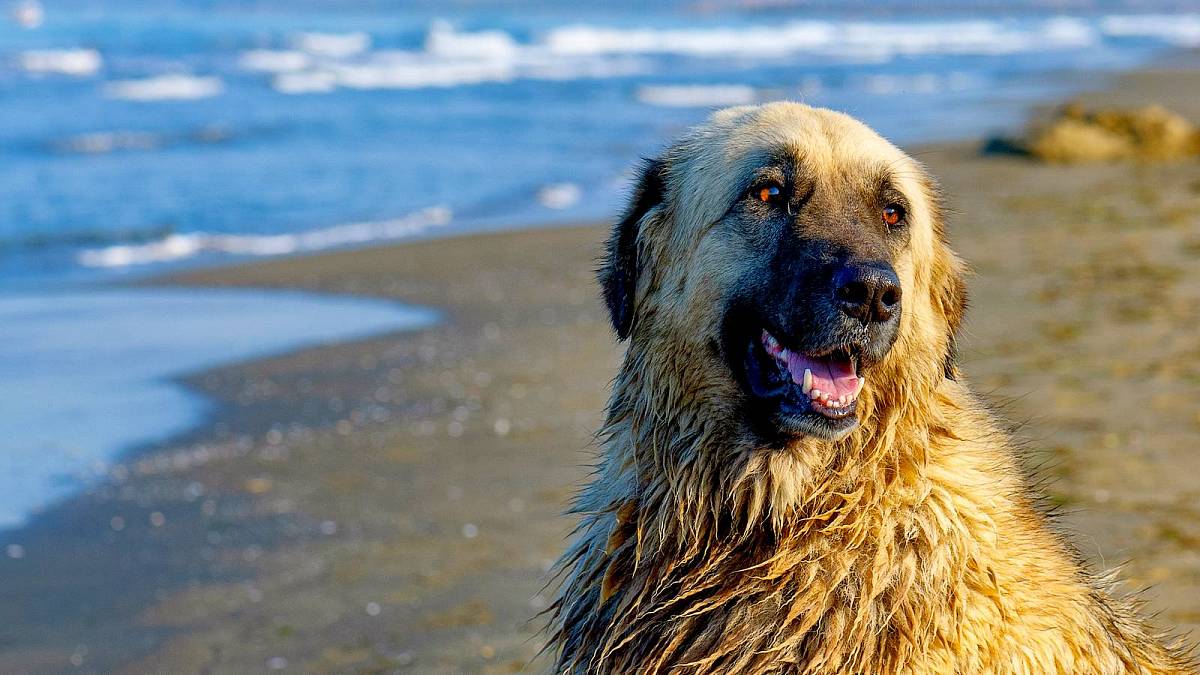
[802,369,812,395]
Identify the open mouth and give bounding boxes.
[761,330,864,419]
[739,326,867,439]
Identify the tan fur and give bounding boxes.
[546,103,1195,674]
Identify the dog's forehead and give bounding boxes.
[668,103,922,227]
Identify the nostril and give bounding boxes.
[880,286,901,308]
[837,281,870,306]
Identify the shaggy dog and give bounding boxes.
[546,103,1195,673]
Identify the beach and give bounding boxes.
[2,62,1200,673]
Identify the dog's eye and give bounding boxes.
[757,184,782,204]
[882,204,905,226]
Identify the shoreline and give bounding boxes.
[0,286,439,532]
[3,62,1200,672]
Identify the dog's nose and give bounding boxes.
[834,262,901,324]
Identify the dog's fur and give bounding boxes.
[546,103,1195,673]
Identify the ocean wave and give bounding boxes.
[272,70,337,94]
[536,183,583,210]
[238,49,311,73]
[293,31,371,58]
[330,52,518,90]
[239,16,1122,96]
[425,19,518,60]
[10,0,43,29]
[637,84,758,108]
[103,74,224,101]
[1101,14,1200,47]
[19,48,101,76]
[76,206,452,268]
[544,17,1097,60]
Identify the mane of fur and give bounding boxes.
[545,103,1195,674]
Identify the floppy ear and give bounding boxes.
[921,176,969,380]
[599,159,666,340]
[936,255,969,380]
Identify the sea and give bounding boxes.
[1,0,1198,527]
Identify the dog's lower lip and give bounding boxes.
[761,329,865,418]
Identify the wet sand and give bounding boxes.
[2,65,1199,673]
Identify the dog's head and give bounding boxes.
[600,103,967,444]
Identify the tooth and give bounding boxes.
[802,369,812,395]
[811,388,821,401]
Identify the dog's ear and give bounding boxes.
[936,255,969,380]
[921,176,969,380]
[599,158,667,340]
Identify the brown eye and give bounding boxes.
[882,204,904,226]
[758,184,781,203]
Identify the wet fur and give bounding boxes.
[546,103,1195,673]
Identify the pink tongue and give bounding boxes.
[785,352,861,399]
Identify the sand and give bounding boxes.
[1,65,1199,673]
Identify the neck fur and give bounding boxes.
[549,341,973,672]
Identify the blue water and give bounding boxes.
[2,1,1199,282]
[1,1,1199,526]
[0,288,435,528]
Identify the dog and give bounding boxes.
[545,103,1194,673]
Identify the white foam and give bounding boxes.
[221,14,1200,97]
[260,23,655,93]
[20,48,101,76]
[330,55,516,90]
[103,74,224,101]
[425,19,519,60]
[544,18,1097,59]
[637,84,757,108]
[77,206,452,268]
[11,0,43,29]
[537,183,583,210]
[521,55,650,81]
[232,17,1107,96]
[238,49,311,73]
[273,70,337,94]
[293,31,371,58]
[1101,14,1200,47]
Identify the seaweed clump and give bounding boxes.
[1024,101,1200,163]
